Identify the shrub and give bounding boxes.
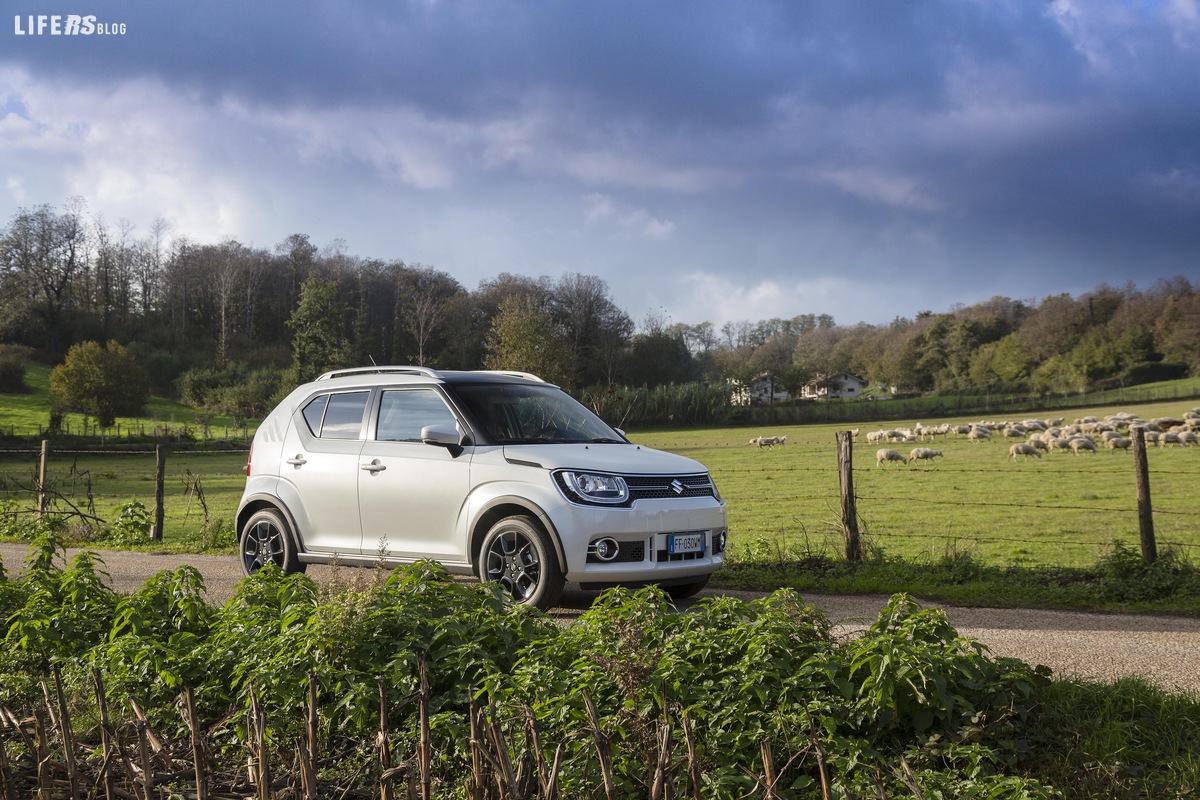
[0,345,31,393]
[105,500,154,547]
[49,340,150,427]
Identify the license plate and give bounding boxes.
[667,533,704,554]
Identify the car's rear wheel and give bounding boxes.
[664,576,709,600]
[479,515,564,610]
[239,508,305,576]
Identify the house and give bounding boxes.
[729,373,790,406]
[800,372,867,400]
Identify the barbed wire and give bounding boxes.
[855,493,1200,517]
[743,525,1200,551]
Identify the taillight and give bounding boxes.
[244,444,253,476]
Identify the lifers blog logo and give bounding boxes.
[14,14,126,35]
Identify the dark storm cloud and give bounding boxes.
[3,0,1198,324]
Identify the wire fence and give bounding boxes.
[705,426,1200,567]
[3,428,1200,568]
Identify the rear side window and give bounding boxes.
[301,395,328,435]
[377,388,458,442]
[303,391,369,439]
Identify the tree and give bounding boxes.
[550,273,633,388]
[288,276,352,382]
[394,265,463,366]
[49,340,149,428]
[0,200,90,355]
[620,330,696,388]
[484,295,571,387]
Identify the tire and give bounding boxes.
[478,515,564,611]
[664,576,709,601]
[239,508,306,577]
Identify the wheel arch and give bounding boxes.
[469,497,565,575]
[237,494,305,553]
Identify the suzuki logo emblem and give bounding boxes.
[670,479,685,494]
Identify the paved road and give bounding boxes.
[4,543,1199,694]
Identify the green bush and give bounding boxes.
[104,500,154,546]
[49,340,150,427]
[0,346,30,393]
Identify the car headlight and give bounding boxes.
[559,471,629,505]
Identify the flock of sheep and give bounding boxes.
[856,408,1200,467]
[748,435,788,448]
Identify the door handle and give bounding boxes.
[286,455,307,466]
[361,460,387,473]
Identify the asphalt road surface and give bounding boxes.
[4,542,1199,694]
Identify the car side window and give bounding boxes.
[377,388,458,442]
[301,395,329,436]
[314,391,370,439]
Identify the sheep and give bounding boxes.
[1159,432,1184,448]
[966,428,992,443]
[1181,431,1199,446]
[909,447,943,464]
[1069,438,1097,455]
[1106,437,1131,453]
[876,448,908,466]
[1008,443,1042,461]
[749,435,789,448]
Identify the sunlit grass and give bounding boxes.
[629,397,1200,569]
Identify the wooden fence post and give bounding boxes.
[37,440,49,518]
[153,446,166,541]
[837,431,861,563]
[1131,428,1157,563]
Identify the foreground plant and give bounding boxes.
[4,544,1191,797]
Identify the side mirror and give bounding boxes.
[421,424,465,447]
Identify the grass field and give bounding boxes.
[630,396,1200,569]
[0,363,250,440]
[3,396,1198,573]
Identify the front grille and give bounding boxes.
[626,474,717,501]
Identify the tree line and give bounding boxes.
[1,199,1198,424]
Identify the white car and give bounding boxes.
[236,367,727,609]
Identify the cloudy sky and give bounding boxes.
[2,1,1198,329]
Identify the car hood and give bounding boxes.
[501,443,709,475]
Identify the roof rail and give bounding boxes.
[475,370,545,382]
[315,366,442,381]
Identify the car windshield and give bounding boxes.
[453,383,624,444]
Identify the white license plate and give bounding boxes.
[668,533,704,554]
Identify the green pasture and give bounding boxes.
[0,363,251,441]
[628,397,1200,568]
[0,449,249,548]
[2,389,1199,570]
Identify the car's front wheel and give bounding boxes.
[478,515,564,610]
[239,508,305,576]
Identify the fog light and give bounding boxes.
[591,537,620,561]
[714,530,727,553]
